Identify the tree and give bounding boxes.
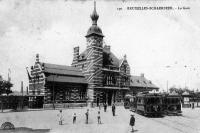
[0,80,13,95]
[169,86,193,95]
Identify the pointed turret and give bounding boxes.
[86,1,104,38]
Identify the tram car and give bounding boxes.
[124,95,131,109]
[162,93,182,115]
[124,94,137,110]
[135,93,163,116]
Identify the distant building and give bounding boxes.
[129,74,159,95]
[27,2,158,108]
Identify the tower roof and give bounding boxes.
[86,1,104,38]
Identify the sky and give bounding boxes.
[0,0,200,92]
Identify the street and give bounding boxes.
[0,106,199,133]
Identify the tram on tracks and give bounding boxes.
[162,93,182,115]
[124,94,137,110]
[124,93,164,116]
[135,93,163,116]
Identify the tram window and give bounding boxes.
[147,97,161,104]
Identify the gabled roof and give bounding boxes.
[169,91,179,96]
[182,91,190,95]
[103,47,120,67]
[130,75,158,89]
[42,63,84,77]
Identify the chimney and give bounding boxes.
[36,54,39,63]
[73,46,79,63]
[141,73,144,77]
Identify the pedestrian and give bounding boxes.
[112,103,116,116]
[99,103,101,110]
[57,110,64,125]
[73,113,76,124]
[130,114,135,132]
[85,109,89,124]
[192,102,195,109]
[104,103,107,112]
[97,111,101,124]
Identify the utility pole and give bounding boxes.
[21,81,23,96]
[53,75,55,110]
[167,80,169,93]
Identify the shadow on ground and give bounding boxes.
[0,127,50,133]
[131,129,138,132]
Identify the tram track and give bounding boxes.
[150,117,199,133]
[151,118,187,133]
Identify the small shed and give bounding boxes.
[182,91,191,108]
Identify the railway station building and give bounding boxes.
[27,2,158,108]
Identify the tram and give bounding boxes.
[125,93,164,116]
[135,93,163,116]
[124,94,137,110]
[162,93,182,115]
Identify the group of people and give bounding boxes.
[57,103,116,125]
[57,103,136,132]
[57,110,77,125]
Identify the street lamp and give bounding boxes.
[52,74,58,110]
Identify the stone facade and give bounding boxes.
[71,3,130,106]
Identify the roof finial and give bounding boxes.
[124,54,127,60]
[94,0,96,12]
[90,0,99,25]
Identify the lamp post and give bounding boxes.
[53,75,55,110]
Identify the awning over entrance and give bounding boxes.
[94,86,129,90]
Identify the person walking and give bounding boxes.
[192,102,195,109]
[85,109,89,124]
[112,103,116,116]
[73,113,76,124]
[103,103,107,112]
[130,114,135,132]
[97,111,101,124]
[99,103,101,110]
[57,110,64,125]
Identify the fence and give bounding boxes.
[0,96,29,111]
